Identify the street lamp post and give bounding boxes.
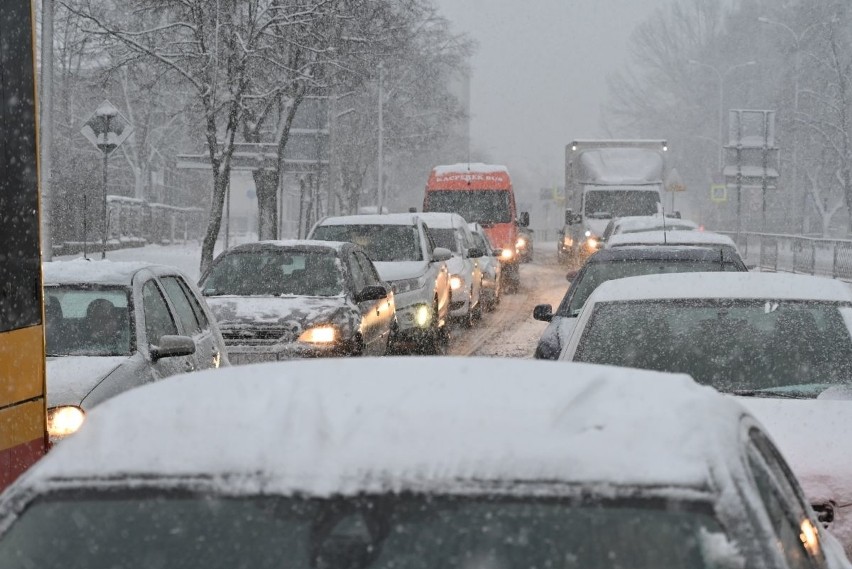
[758,17,828,235]
[688,60,757,171]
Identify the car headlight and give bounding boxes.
[563,236,573,247]
[450,274,464,291]
[585,230,592,237]
[393,274,427,294]
[298,325,337,344]
[586,237,599,250]
[516,237,527,248]
[47,406,86,440]
[415,305,431,327]
[500,248,514,261]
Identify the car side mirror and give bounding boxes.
[467,247,484,259]
[533,304,553,322]
[519,211,530,227]
[356,285,388,303]
[150,335,196,362]
[431,247,453,263]
[566,269,580,282]
[492,248,503,258]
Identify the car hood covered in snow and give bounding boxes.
[206,295,356,338]
[46,356,128,407]
[373,260,429,282]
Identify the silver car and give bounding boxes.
[42,260,228,442]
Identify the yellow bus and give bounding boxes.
[0,0,47,491]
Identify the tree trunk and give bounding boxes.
[254,169,278,240]
[200,171,229,276]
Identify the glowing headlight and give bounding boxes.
[563,236,573,247]
[584,230,592,237]
[800,519,820,556]
[298,325,337,344]
[47,406,86,440]
[415,305,431,327]
[450,274,464,291]
[586,237,599,250]
[516,237,527,248]
[500,248,514,261]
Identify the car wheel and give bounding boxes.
[423,297,446,355]
[350,334,365,357]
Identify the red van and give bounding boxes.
[423,163,528,289]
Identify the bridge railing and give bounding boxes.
[716,231,852,281]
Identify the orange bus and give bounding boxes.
[423,163,528,289]
[0,0,47,492]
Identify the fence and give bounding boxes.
[716,231,852,282]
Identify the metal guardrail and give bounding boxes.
[716,231,852,281]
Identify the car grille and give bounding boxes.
[220,325,296,347]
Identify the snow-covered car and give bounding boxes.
[516,224,534,263]
[199,240,396,363]
[533,246,747,360]
[468,222,501,309]
[559,271,852,553]
[418,212,484,325]
[42,260,228,442]
[601,214,699,243]
[606,229,742,261]
[309,214,452,354]
[1,358,844,569]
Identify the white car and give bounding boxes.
[418,212,484,325]
[468,222,501,309]
[559,271,852,555]
[309,214,452,353]
[42,260,228,442]
[601,214,698,242]
[605,229,738,254]
[2,358,845,569]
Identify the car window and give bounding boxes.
[355,252,382,286]
[174,278,210,332]
[160,277,202,336]
[348,253,369,291]
[311,224,423,262]
[44,287,133,357]
[428,228,458,253]
[572,299,852,396]
[746,428,824,569]
[142,280,178,345]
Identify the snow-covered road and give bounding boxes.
[449,247,569,359]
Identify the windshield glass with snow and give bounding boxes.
[44,287,132,357]
[311,225,423,262]
[201,251,343,297]
[560,262,744,316]
[427,228,459,253]
[584,190,660,219]
[425,191,511,225]
[1,492,737,569]
[574,300,852,397]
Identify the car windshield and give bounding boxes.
[559,262,743,316]
[201,251,343,297]
[428,228,459,253]
[584,191,660,219]
[574,300,852,397]
[312,225,423,262]
[1,491,736,569]
[44,287,133,357]
[425,191,511,225]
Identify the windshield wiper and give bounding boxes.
[729,389,811,400]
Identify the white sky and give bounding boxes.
[434,0,669,190]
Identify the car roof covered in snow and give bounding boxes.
[607,230,735,248]
[432,163,509,176]
[314,214,421,227]
[43,259,173,286]
[12,358,753,497]
[223,239,350,254]
[416,211,468,228]
[585,272,852,304]
[614,215,698,232]
[587,246,744,264]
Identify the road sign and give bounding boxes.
[666,168,686,192]
[710,184,727,203]
[723,109,779,190]
[80,100,133,152]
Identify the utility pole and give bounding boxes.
[39,0,54,261]
[377,62,384,213]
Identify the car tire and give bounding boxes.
[423,298,446,355]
